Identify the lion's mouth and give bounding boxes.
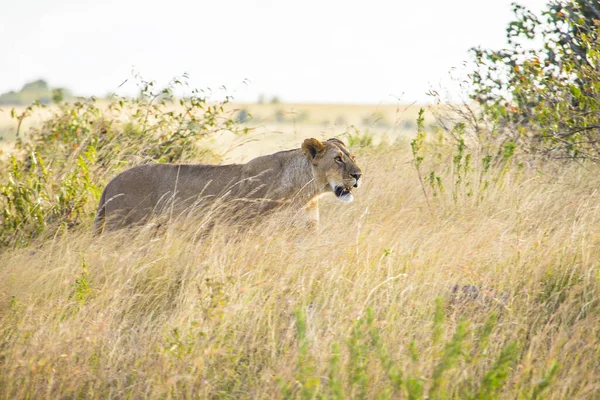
[334,185,354,198]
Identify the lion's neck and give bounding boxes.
[239,149,326,210]
[279,151,323,203]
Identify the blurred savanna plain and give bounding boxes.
[2,1,600,397]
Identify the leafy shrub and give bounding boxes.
[470,1,600,161]
[0,75,240,248]
[0,151,98,247]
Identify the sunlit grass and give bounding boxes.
[1,141,598,398]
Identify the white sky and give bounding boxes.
[0,0,548,104]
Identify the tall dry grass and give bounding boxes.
[1,141,599,398]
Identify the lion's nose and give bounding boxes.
[352,172,362,187]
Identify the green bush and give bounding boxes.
[470,1,600,161]
[0,76,239,248]
[0,150,98,247]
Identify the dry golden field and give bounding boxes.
[0,100,599,398]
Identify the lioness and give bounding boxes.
[94,137,362,234]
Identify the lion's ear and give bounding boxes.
[302,138,325,163]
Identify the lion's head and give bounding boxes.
[302,138,363,202]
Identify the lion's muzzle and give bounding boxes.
[351,172,362,188]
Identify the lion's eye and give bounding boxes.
[335,156,343,163]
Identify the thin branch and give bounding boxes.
[580,0,600,20]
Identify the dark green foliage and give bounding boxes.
[475,342,519,399]
[470,0,600,161]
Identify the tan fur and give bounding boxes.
[94,138,362,234]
